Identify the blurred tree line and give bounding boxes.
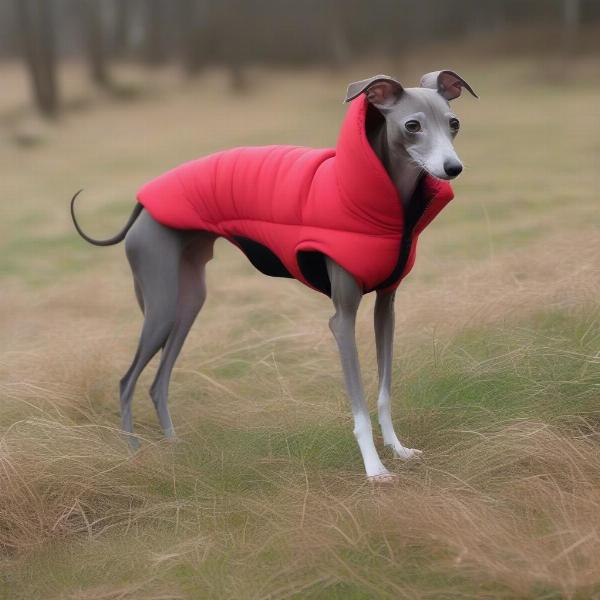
[0,0,596,118]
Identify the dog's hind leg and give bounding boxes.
[374,289,421,460]
[149,233,216,438]
[133,278,144,314]
[119,211,186,447]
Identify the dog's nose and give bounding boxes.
[443,160,463,178]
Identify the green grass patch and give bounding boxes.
[403,307,600,422]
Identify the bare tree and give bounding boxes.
[218,0,248,91]
[328,0,351,67]
[113,0,133,57]
[563,0,581,55]
[15,0,59,117]
[178,0,200,74]
[142,0,166,65]
[81,0,110,87]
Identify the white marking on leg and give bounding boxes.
[353,408,390,478]
[327,259,393,479]
[378,389,421,460]
[375,290,421,461]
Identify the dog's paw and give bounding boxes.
[367,470,398,484]
[389,444,422,461]
[163,426,178,440]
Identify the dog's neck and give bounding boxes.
[367,118,423,208]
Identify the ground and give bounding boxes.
[0,50,599,599]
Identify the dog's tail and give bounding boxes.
[70,190,143,246]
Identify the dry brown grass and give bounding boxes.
[2,394,600,598]
[1,47,600,598]
[1,225,599,598]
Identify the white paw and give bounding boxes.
[367,470,398,484]
[388,443,422,461]
[366,463,397,483]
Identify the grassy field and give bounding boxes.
[1,49,599,599]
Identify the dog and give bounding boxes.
[71,70,477,481]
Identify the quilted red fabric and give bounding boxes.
[137,96,454,296]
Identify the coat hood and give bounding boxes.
[335,96,454,236]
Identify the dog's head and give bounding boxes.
[345,71,478,181]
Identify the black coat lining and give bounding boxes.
[233,176,430,298]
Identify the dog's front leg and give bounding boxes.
[326,259,393,480]
[374,289,422,460]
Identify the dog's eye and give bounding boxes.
[449,118,460,132]
[405,120,421,133]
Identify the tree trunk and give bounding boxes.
[81,0,110,87]
[113,0,132,57]
[15,0,59,118]
[178,0,199,74]
[328,0,351,66]
[562,0,581,55]
[143,0,165,65]
[219,0,248,91]
[180,0,220,76]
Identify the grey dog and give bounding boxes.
[72,71,476,481]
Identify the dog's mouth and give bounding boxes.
[431,172,456,181]
[407,154,462,182]
[418,164,447,182]
[405,155,441,181]
[421,165,462,182]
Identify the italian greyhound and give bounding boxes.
[71,71,477,481]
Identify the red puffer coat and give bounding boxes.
[137,96,454,296]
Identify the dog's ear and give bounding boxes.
[344,75,403,107]
[419,70,478,101]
